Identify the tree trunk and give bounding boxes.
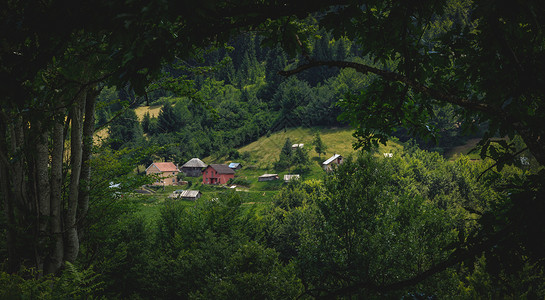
[45,115,65,274]
[0,114,18,273]
[34,120,51,272]
[64,91,86,263]
[78,86,97,231]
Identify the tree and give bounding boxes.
[108,109,143,150]
[274,0,545,294]
[157,102,183,133]
[275,138,293,171]
[0,0,344,275]
[312,132,327,159]
[141,112,151,134]
[293,146,310,171]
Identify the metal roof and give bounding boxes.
[179,190,201,198]
[208,164,235,174]
[229,162,241,168]
[181,158,208,168]
[259,174,278,178]
[323,154,342,165]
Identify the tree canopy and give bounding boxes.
[1,0,545,297]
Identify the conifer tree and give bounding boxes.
[312,132,328,159]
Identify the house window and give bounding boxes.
[172,178,175,182]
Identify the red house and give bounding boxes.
[202,164,235,185]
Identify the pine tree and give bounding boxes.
[276,137,293,170]
[293,146,310,170]
[312,132,327,159]
[142,112,151,134]
[157,102,183,133]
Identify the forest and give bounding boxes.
[1,0,545,299]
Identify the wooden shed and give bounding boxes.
[258,174,279,182]
[322,154,344,172]
[181,158,207,177]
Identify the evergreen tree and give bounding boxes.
[293,146,310,170]
[312,132,328,159]
[276,137,293,170]
[108,109,143,150]
[141,112,151,134]
[157,102,183,133]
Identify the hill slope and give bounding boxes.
[208,126,404,169]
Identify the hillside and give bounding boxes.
[207,126,404,169]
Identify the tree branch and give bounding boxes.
[279,60,495,115]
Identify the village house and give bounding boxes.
[228,162,242,170]
[181,158,208,177]
[202,164,235,185]
[146,162,181,186]
[258,174,279,182]
[322,154,344,172]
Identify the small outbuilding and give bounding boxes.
[181,158,208,177]
[179,190,202,201]
[284,174,300,183]
[292,143,304,150]
[258,174,279,182]
[228,162,243,170]
[322,154,344,172]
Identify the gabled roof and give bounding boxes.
[259,173,278,178]
[208,164,235,174]
[323,154,342,165]
[146,162,180,172]
[180,190,201,198]
[229,162,241,169]
[182,158,208,168]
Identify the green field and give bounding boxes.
[134,126,405,222]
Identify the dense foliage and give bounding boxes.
[2,0,545,298]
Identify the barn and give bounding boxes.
[258,174,279,182]
[202,164,235,185]
[322,154,344,172]
[181,158,208,177]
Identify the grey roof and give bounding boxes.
[180,190,201,198]
[229,162,241,168]
[323,154,342,165]
[259,173,278,178]
[209,164,235,174]
[182,158,207,168]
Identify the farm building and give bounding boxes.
[181,158,208,177]
[284,174,300,182]
[179,190,202,200]
[168,189,202,200]
[258,174,279,182]
[292,143,304,149]
[323,154,344,172]
[146,162,181,186]
[202,164,235,185]
[228,162,242,170]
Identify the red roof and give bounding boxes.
[150,162,179,172]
